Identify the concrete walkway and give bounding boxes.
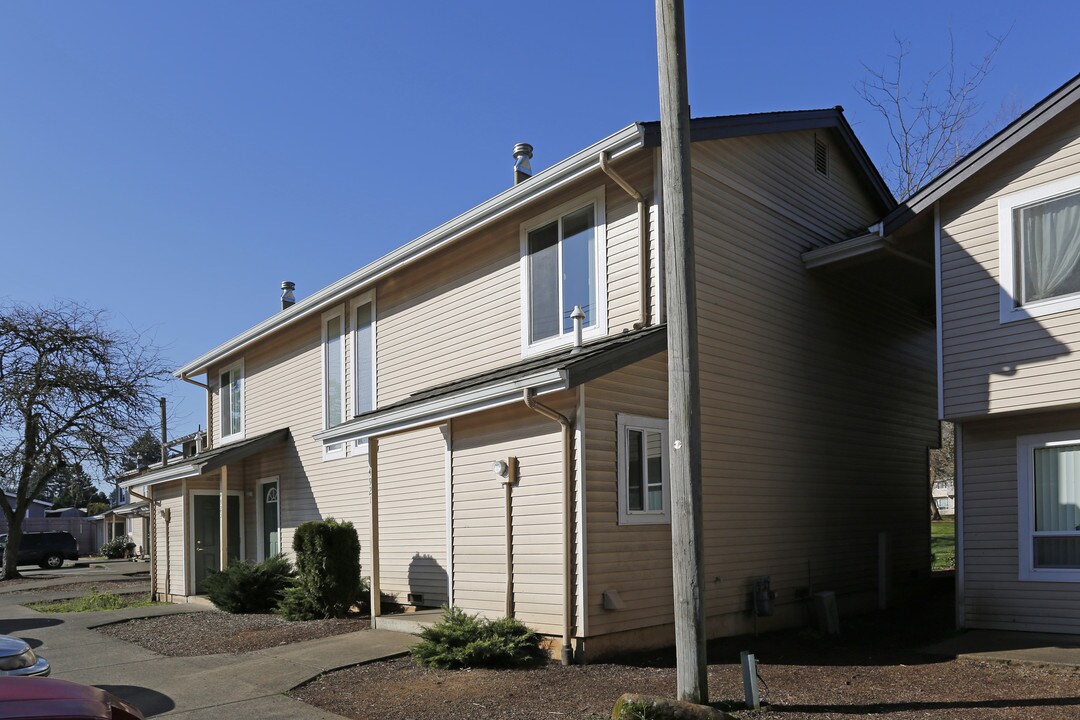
[923,630,1080,668]
[0,564,417,718]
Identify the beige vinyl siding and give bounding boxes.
[150,481,184,598]
[209,311,372,577]
[374,152,653,407]
[940,102,1080,418]
[960,411,1080,633]
[376,425,448,606]
[583,354,671,636]
[451,396,574,635]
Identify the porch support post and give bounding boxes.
[368,438,381,621]
[220,465,229,570]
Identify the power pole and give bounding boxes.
[655,0,708,704]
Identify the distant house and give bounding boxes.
[824,71,1080,635]
[2,492,53,519]
[932,481,955,517]
[123,107,938,659]
[44,507,86,519]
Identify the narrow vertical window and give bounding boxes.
[354,299,374,415]
[219,362,244,441]
[324,312,344,428]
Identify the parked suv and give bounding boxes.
[0,532,79,569]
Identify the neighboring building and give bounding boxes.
[932,480,955,516]
[43,507,85,519]
[829,71,1080,635]
[2,492,53,519]
[123,108,938,659]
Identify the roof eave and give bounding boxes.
[174,123,646,378]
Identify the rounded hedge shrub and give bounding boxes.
[204,554,295,614]
[99,535,137,559]
[279,518,362,620]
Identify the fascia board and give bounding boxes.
[802,234,887,269]
[175,125,645,378]
[119,462,201,489]
[316,369,568,445]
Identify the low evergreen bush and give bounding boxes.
[99,535,137,559]
[411,606,546,669]
[204,554,295,614]
[279,518,362,620]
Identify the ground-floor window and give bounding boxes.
[617,414,670,525]
[1018,431,1080,581]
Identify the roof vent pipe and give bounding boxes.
[513,143,533,185]
[281,281,296,310]
[570,305,585,353]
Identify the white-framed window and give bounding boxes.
[218,360,244,444]
[1018,430,1080,582]
[351,292,376,455]
[998,174,1080,323]
[617,414,670,525]
[322,307,347,460]
[520,188,607,354]
[935,497,952,511]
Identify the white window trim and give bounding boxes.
[519,187,608,356]
[1017,430,1080,582]
[322,306,347,460]
[255,476,280,562]
[218,360,245,445]
[350,291,376,458]
[188,488,245,595]
[998,174,1080,323]
[616,413,670,525]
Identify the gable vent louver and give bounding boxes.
[814,136,829,176]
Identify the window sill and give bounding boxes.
[524,327,606,358]
[1000,292,1080,324]
[618,513,670,526]
[1019,567,1080,583]
[219,432,245,446]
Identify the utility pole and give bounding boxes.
[655,0,707,704]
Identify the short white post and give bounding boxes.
[741,651,760,709]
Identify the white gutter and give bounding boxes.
[315,369,568,446]
[175,125,646,378]
[119,461,201,490]
[801,233,887,269]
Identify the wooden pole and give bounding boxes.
[219,465,228,571]
[368,438,382,621]
[655,0,707,704]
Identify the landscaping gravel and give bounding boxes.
[96,609,369,655]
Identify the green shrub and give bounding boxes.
[279,518,361,620]
[99,535,136,559]
[411,606,546,669]
[205,554,295,614]
[27,588,155,613]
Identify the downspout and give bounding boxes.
[522,388,574,665]
[181,374,212,449]
[599,151,650,328]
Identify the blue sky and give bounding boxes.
[1,1,1076,445]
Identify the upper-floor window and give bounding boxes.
[617,414,670,525]
[219,361,244,443]
[521,189,606,353]
[323,308,346,430]
[998,175,1080,323]
[1018,430,1080,582]
[353,295,375,416]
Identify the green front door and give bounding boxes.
[192,494,241,594]
[260,480,279,559]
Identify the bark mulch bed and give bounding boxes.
[96,609,368,656]
[293,583,1080,720]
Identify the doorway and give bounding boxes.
[190,492,242,594]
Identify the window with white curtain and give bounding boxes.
[1018,431,1080,581]
[999,176,1080,323]
[322,308,346,460]
[219,361,244,443]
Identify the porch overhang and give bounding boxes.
[316,324,667,446]
[119,428,290,489]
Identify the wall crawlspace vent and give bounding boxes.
[814,136,829,176]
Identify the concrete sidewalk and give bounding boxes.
[0,570,417,718]
[923,630,1080,668]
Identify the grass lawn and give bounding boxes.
[26,589,156,613]
[931,517,956,571]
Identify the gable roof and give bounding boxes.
[2,492,53,508]
[119,428,289,489]
[315,324,667,445]
[883,70,1080,235]
[176,108,887,379]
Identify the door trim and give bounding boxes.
[188,489,245,595]
[255,476,281,562]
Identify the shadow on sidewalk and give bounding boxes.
[96,685,175,717]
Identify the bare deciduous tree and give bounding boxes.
[0,301,168,578]
[858,32,1007,201]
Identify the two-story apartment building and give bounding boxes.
[123,107,939,660]
[821,71,1080,636]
